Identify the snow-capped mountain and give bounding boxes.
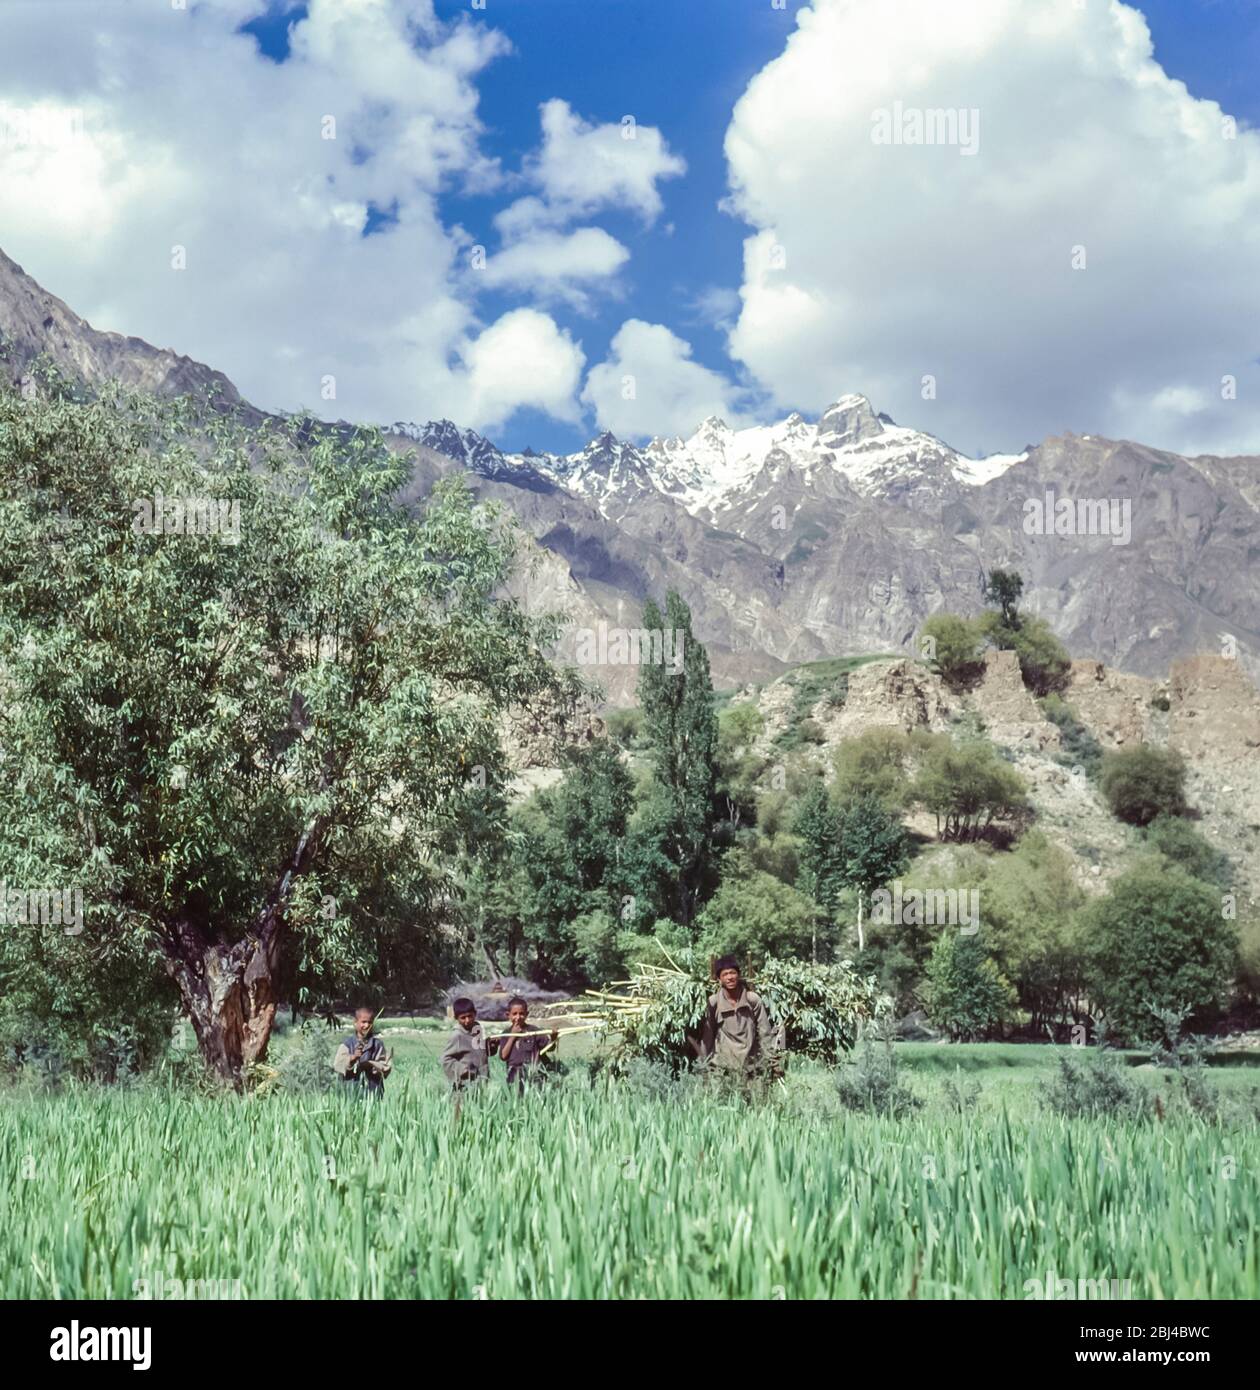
[7,240,1258,697]
[393,394,1027,523]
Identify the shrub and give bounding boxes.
[1041,1047,1149,1121]
[1082,859,1236,1045]
[920,613,984,687]
[832,728,912,812]
[1040,694,1104,779]
[1141,814,1231,888]
[922,932,1015,1041]
[835,1026,921,1117]
[1099,745,1188,826]
[274,1021,341,1095]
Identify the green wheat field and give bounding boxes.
[3,1038,1257,1300]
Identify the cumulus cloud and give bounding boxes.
[479,227,630,310]
[458,308,585,431]
[0,0,583,432]
[496,99,686,235]
[723,0,1260,456]
[582,319,752,439]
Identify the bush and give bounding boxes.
[1041,1047,1149,1121]
[693,849,826,964]
[1099,745,1188,826]
[920,613,984,687]
[832,728,912,812]
[1082,859,1236,1045]
[1141,814,1231,888]
[1040,695,1103,779]
[273,1021,342,1095]
[922,932,1015,1041]
[835,1026,921,1117]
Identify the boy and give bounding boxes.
[496,996,559,1089]
[441,996,492,1090]
[698,956,781,1079]
[332,1006,393,1097]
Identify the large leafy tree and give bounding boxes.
[636,591,718,926]
[1083,858,1236,1044]
[514,738,636,983]
[0,384,572,1084]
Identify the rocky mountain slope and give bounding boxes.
[736,650,1260,908]
[5,243,1259,705]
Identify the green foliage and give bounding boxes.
[835,793,911,945]
[835,1027,921,1116]
[1082,859,1236,1045]
[693,848,823,963]
[912,735,1030,841]
[1041,1046,1149,1122]
[978,832,1087,1029]
[1099,744,1188,826]
[584,946,880,1073]
[603,707,644,748]
[920,613,984,686]
[792,780,843,913]
[922,932,1016,1041]
[507,739,637,984]
[982,568,1024,627]
[718,701,763,751]
[1140,814,1231,888]
[831,728,912,812]
[8,1061,1260,1296]
[0,385,572,1079]
[273,1020,340,1095]
[1040,694,1103,779]
[636,591,719,925]
[753,957,885,1062]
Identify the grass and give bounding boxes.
[1,1042,1257,1299]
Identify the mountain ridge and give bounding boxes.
[4,243,1258,698]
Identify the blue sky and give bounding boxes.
[4,0,1260,459]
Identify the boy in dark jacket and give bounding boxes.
[441,996,492,1090]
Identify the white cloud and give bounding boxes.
[723,0,1260,457]
[0,0,582,433]
[459,308,585,432]
[479,227,630,310]
[582,319,751,439]
[496,99,686,234]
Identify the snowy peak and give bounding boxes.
[391,418,506,474]
[395,395,1028,520]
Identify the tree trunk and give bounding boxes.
[165,924,280,1089]
[856,893,865,953]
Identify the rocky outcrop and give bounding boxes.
[1063,660,1156,748]
[826,659,953,738]
[969,650,1061,752]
